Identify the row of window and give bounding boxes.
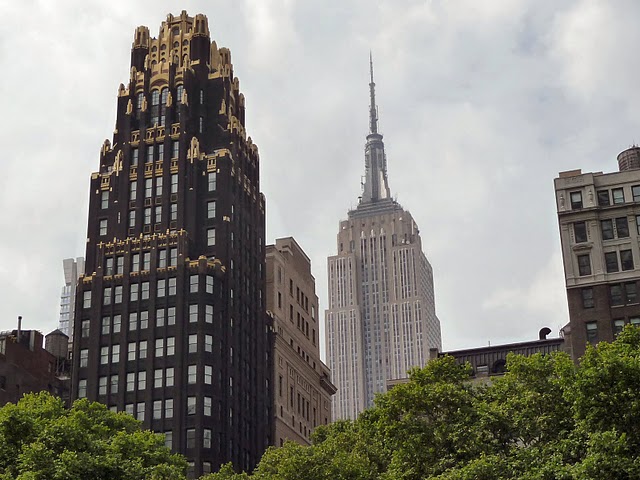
[573,216,634,242]
[581,282,638,308]
[585,317,640,342]
[100,277,214,305]
[571,185,640,211]
[576,249,634,276]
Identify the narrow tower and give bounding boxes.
[325,58,441,420]
[70,12,272,477]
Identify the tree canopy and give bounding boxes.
[0,392,187,480]
[205,325,640,480]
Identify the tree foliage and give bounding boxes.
[0,392,187,480]
[211,325,640,479]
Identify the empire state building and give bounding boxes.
[325,58,441,420]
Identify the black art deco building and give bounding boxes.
[71,12,272,476]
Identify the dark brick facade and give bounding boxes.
[71,12,272,477]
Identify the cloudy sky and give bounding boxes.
[2,0,640,354]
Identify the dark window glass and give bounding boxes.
[625,282,637,304]
[612,188,625,204]
[601,219,614,240]
[616,217,629,238]
[581,288,594,308]
[570,191,583,209]
[578,254,591,276]
[621,249,634,271]
[574,221,588,243]
[610,285,623,306]
[586,321,598,343]
[598,190,610,206]
[613,319,625,336]
[633,185,640,202]
[605,252,619,273]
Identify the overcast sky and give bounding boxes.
[2,0,640,355]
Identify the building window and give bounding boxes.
[601,219,614,240]
[187,396,197,415]
[128,210,136,228]
[612,188,625,204]
[570,191,583,209]
[206,275,213,294]
[616,217,629,238]
[164,431,173,450]
[103,287,111,306]
[154,369,162,388]
[621,249,634,271]
[168,307,176,325]
[136,402,145,421]
[613,319,625,337]
[144,207,151,225]
[605,252,619,273]
[190,275,198,293]
[80,349,88,367]
[145,178,152,198]
[199,116,204,133]
[129,313,138,330]
[167,337,175,356]
[140,311,148,329]
[157,279,166,297]
[99,219,108,236]
[186,429,196,449]
[156,308,165,327]
[188,334,198,353]
[204,365,212,384]
[169,248,177,266]
[153,400,162,419]
[207,201,216,219]
[142,252,151,270]
[170,203,177,221]
[155,338,164,357]
[130,284,139,302]
[188,365,197,384]
[204,396,212,416]
[131,148,139,166]
[166,367,174,386]
[205,334,213,353]
[101,191,109,209]
[598,190,610,206]
[168,278,177,296]
[114,286,123,304]
[139,340,147,359]
[207,228,215,246]
[111,345,120,363]
[631,317,640,327]
[610,285,624,306]
[146,145,154,164]
[141,281,150,300]
[205,305,213,323]
[138,371,146,390]
[577,254,591,276]
[189,305,198,323]
[131,253,140,272]
[81,320,90,337]
[633,185,640,202]
[586,321,598,343]
[116,256,124,274]
[78,379,87,398]
[100,346,109,365]
[127,342,136,361]
[625,282,638,303]
[172,141,179,159]
[158,249,167,268]
[165,399,174,419]
[110,375,118,394]
[155,176,163,197]
[208,172,217,191]
[203,428,212,449]
[573,221,587,243]
[113,315,121,333]
[102,317,110,335]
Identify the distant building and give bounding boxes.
[325,58,441,420]
[266,238,336,446]
[388,328,565,387]
[0,322,70,406]
[59,257,84,344]
[555,146,640,360]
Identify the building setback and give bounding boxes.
[555,146,640,360]
[70,12,271,477]
[325,58,442,420]
[266,237,336,446]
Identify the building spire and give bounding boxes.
[369,51,378,134]
[358,53,391,206]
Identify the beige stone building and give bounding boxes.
[555,146,640,360]
[325,59,441,420]
[266,237,336,446]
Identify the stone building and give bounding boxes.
[266,237,336,446]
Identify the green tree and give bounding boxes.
[0,392,187,480]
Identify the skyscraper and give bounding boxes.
[555,146,640,360]
[70,12,271,476]
[59,257,84,344]
[325,58,441,420]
